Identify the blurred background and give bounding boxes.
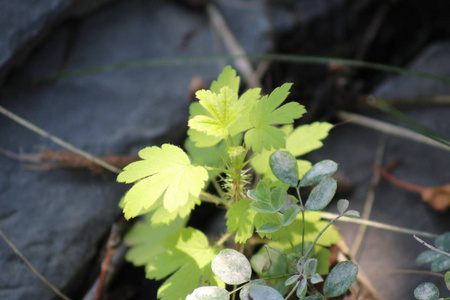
[0,0,449,299]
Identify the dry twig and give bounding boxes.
[205,3,260,88]
[337,111,450,152]
[350,136,386,257]
[0,105,122,173]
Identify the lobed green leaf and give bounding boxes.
[117,144,208,220]
[145,228,224,300]
[286,122,332,156]
[245,83,306,152]
[124,216,187,267]
[210,65,240,94]
[189,87,241,138]
[226,200,257,243]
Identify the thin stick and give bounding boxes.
[414,235,450,258]
[371,269,445,278]
[0,105,122,174]
[82,243,127,300]
[206,4,261,88]
[0,228,71,300]
[94,224,120,300]
[320,212,438,239]
[351,136,386,257]
[336,111,450,152]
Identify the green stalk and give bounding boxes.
[296,188,305,256]
[303,213,343,259]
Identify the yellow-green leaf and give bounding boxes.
[210,65,240,94]
[286,122,333,156]
[189,87,240,138]
[226,200,257,243]
[117,144,208,219]
[146,228,225,300]
[245,83,306,152]
[124,215,187,267]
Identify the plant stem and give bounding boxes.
[200,191,228,207]
[284,280,300,300]
[304,214,343,259]
[296,188,305,256]
[214,232,234,247]
[414,235,450,258]
[211,177,226,199]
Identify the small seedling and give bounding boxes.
[118,66,360,299]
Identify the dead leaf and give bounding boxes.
[374,165,450,211]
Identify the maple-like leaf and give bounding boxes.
[124,215,187,267]
[188,86,241,138]
[187,66,260,147]
[286,122,333,156]
[117,144,208,219]
[146,227,225,300]
[250,122,332,182]
[226,200,257,243]
[245,83,306,152]
[210,65,240,94]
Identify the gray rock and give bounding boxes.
[216,0,272,55]
[266,0,346,33]
[0,0,114,86]
[316,42,450,298]
[0,1,271,299]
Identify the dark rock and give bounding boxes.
[266,0,347,34]
[216,0,272,55]
[0,0,115,86]
[0,1,272,299]
[316,42,450,298]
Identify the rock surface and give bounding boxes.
[316,42,450,299]
[0,0,116,86]
[0,1,270,299]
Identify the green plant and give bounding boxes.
[117,66,360,299]
[413,233,450,300]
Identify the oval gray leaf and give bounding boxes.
[270,187,287,212]
[414,282,440,300]
[304,177,337,211]
[431,256,450,272]
[247,285,284,300]
[435,232,450,252]
[186,286,229,300]
[240,280,267,300]
[337,199,349,215]
[323,261,358,297]
[416,250,442,264]
[211,249,252,285]
[299,160,338,187]
[270,151,299,186]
